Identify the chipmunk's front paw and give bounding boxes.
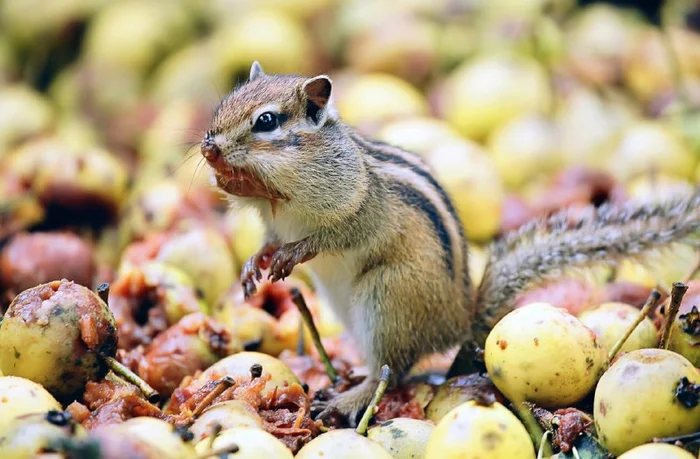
[241,244,278,299]
[267,241,315,283]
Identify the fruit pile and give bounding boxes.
[0,0,699,458]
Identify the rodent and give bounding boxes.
[200,61,700,424]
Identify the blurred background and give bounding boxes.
[0,0,699,306]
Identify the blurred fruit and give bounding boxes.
[616,442,696,459]
[605,121,697,181]
[223,208,267,267]
[0,280,118,401]
[443,54,551,141]
[6,137,129,225]
[626,174,696,202]
[82,0,195,76]
[207,0,336,22]
[594,348,700,456]
[485,302,607,407]
[425,400,535,459]
[487,115,560,190]
[0,232,95,295]
[197,351,300,396]
[578,302,658,353]
[189,400,264,442]
[195,427,293,458]
[467,244,488,287]
[155,224,237,307]
[344,14,438,84]
[0,84,54,155]
[211,8,314,78]
[565,5,642,86]
[376,116,463,157]
[367,418,435,458]
[555,87,637,168]
[296,428,393,459]
[335,73,428,133]
[614,243,698,292]
[426,139,504,242]
[113,417,197,458]
[0,376,62,434]
[0,411,87,459]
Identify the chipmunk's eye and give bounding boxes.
[252,112,279,133]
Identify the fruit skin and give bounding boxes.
[295,428,393,459]
[484,302,607,407]
[424,373,503,423]
[197,351,300,397]
[667,306,699,367]
[113,417,197,459]
[616,442,696,459]
[425,400,535,459]
[0,411,87,459]
[593,348,700,456]
[0,376,62,435]
[189,400,264,442]
[0,84,54,154]
[367,417,435,458]
[443,54,551,141]
[578,302,658,353]
[194,426,293,458]
[0,280,118,402]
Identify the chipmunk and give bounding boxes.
[201,61,700,424]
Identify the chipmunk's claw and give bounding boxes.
[267,242,309,283]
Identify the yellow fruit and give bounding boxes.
[211,9,313,77]
[0,84,54,155]
[114,417,196,458]
[487,115,560,189]
[667,306,700,367]
[485,302,607,407]
[0,376,62,435]
[578,302,658,353]
[444,54,551,141]
[426,139,504,242]
[617,443,696,459]
[189,401,264,442]
[367,418,435,459]
[425,400,535,459]
[195,427,293,458]
[197,352,299,397]
[376,116,463,157]
[296,429,393,459]
[224,208,267,268]
[336,73,428,132]
[82,0,195,75]
[606,121,697,181]
[594,349,700,456]
[0,411,88,459]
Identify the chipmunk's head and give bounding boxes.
[201,61,338,202]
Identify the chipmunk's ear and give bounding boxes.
[302,75,332,124]
[249,61,265,81]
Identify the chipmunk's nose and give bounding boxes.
[201,141,221,162]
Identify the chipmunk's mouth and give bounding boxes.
[211,164,288,201]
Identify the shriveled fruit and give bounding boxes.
[593,348,700,456]
[296,428,392,459]
[578,302,658,353]
[425,400,535,459]
[189,400,264,442]
[485,302,607,407]
[367,417,435,458]
[197,352,300,397]
[0,376,62,434]
[617,442,696,458]
[0,410,87,459]
[194,427,293,458]
[0,280,118,401]
[424,373,504,423]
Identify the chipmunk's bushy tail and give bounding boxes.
[448,190,699,377]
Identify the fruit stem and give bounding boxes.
[196,442,239,458]
[607,290,661,363]
[191,376,236,418]
[356,365,391,436]
[653,430,700,445]
[290,287,338,383]
[297,320,306,356]
[513,401,552,458]
[536,430,551,459]
[102,355,160,404]
[659,282,688,350]
[96,283,110,305]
